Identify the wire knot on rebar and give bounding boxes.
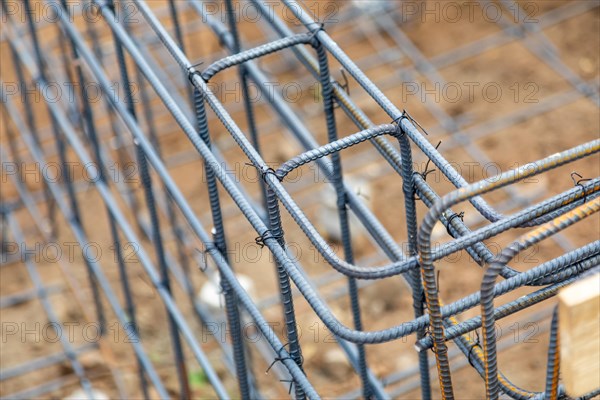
[187,61,205,85]
[307,22,326,46]
[245,162,283,183]
[255,229,283,249]
[391,110,409,134]
[468,331,482,368]
[446,211,465,236]
[267,343,305,395]
[571,172,592,204]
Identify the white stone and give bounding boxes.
[64,389,109,400]
[319,176,372,242]
[321,348,353,381]
[197,273,255,312]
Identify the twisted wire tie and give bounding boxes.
[415,140,442,201]
[265,342,304,393]
[244,162,283,183]
[446,211,465,236]
[571,172,592,204]
[254,229,283,249]
[423,326,437,355]
[468,330,482,368]
[186,61,205,85]
[307,21,326,46]
[339,69,350,95]
[390,112,410,164]
[194,246,215,273]
[280,378,295,395]
[391,110,410,132]
[333,68,350,109]
[395,109,430,136]
[422,140,442,182]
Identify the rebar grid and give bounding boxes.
[1,0,599,399]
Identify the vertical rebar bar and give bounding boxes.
[223,0,268,215]
[193,86,252,399]
[314,39,373,399]
[544,307,560,400]
[21,0,107,335]
[57,1,149,395]
[106,1,190,397]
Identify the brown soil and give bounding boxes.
[1,1,599,399]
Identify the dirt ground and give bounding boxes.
[1,0,599,399]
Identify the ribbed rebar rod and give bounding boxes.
[130,15,193,315]
[106,1,190,395]
[6,213,96,398]
[84,17,145,237]
[277,0,568,229]
[13,0,106,333]
[245,0,408,178]
[397,130,433,399]
[55,2,149,394]
[1,37,229,396]
[445,313,540,400]
[1,148,126,399]
[59,13,238,383]
[414,254,599,351]
[493,0,600,105]
[0,1,56,237]
[414,173,600,276]
[201,33,315,81]
[374,10,590,238]
[276,129,600,281]
[272,125,416,280]
[193,85,252,400]
[314,37,373,399]
[75,0,600,353]
[417,140,599,399]
[222,0,268,221]
[544,306,560,400]
[21,0,111,333]
[480,200,600,399]
[1,93,170,398]
[265,184,306,399]
[201,9,382,395]
[189,0,410,269]
[166,0,195,113]
[21,0,80,231]
[26,7,314,394]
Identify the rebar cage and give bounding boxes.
[1,0,599,399]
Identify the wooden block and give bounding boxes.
[558,273,600,397]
